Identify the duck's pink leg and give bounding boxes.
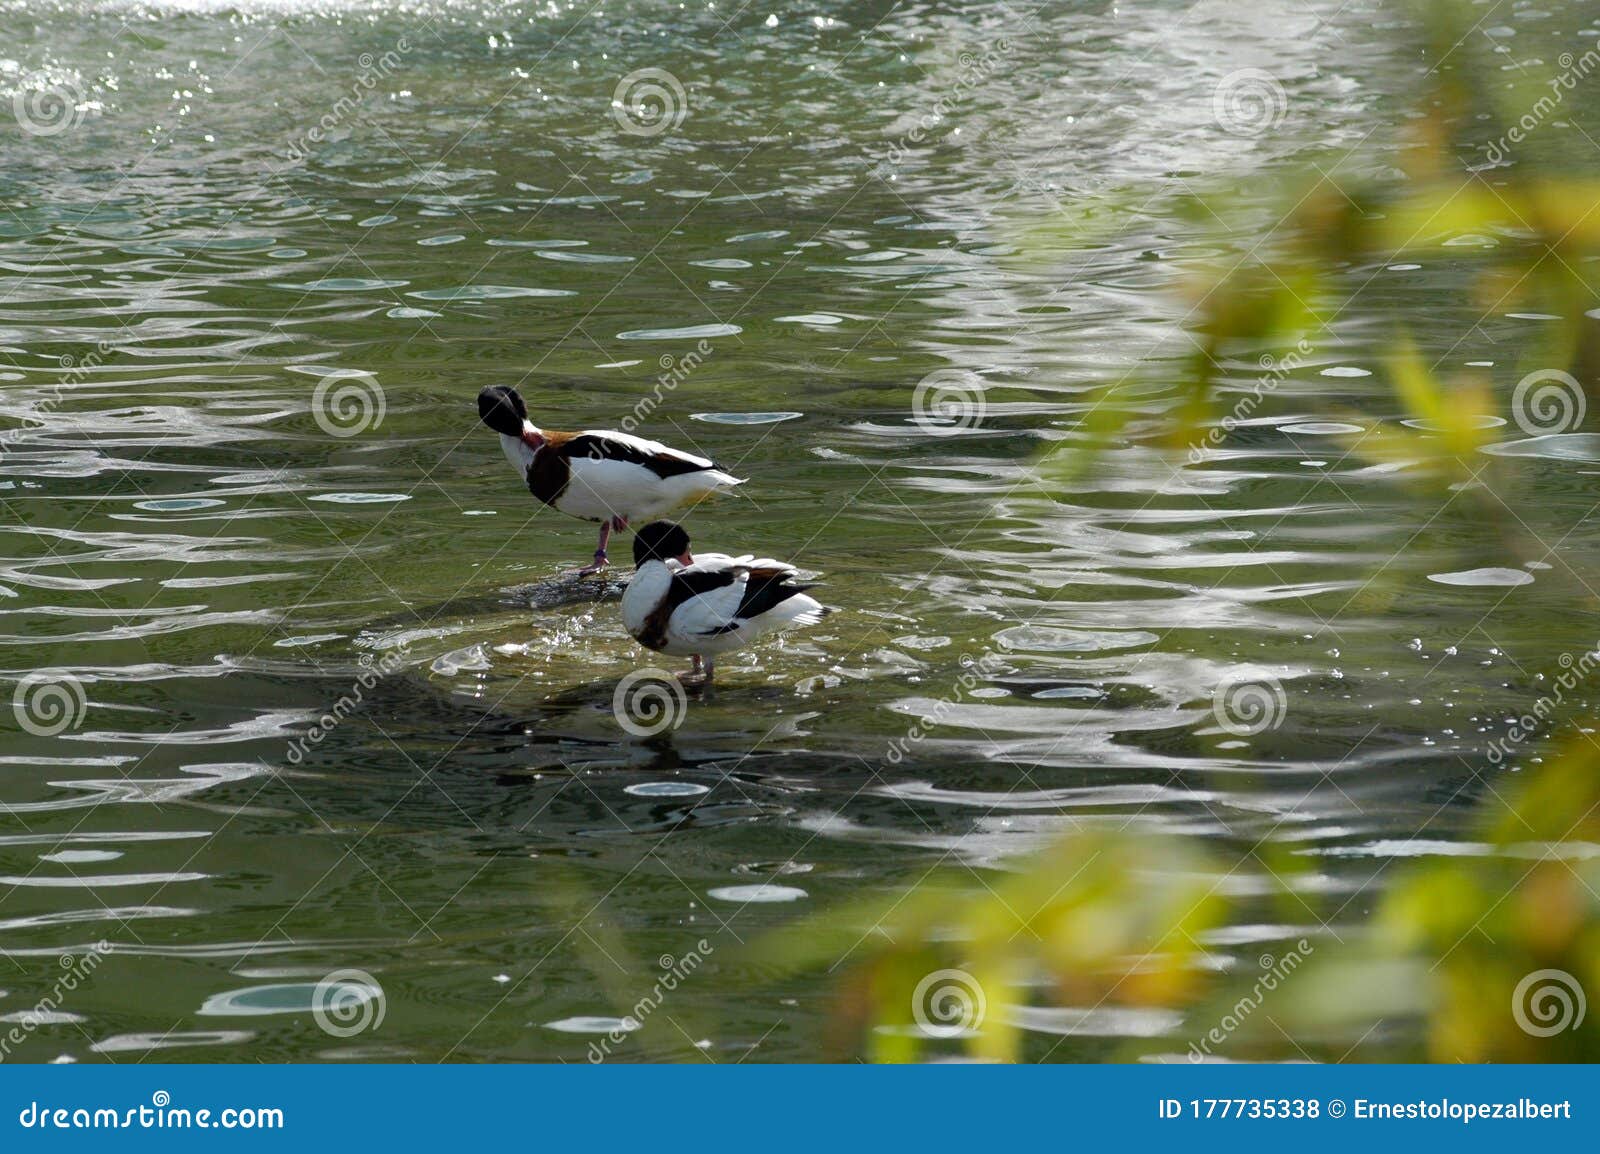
[574,520,613,577]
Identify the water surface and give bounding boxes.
[1,0,1597,1062]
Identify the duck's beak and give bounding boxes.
[679,550,693,564]
[519,422,545,452]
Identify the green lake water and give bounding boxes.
[1,0,1599,1061]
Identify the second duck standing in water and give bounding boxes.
[621,521,831,681]
[477,385,745,574]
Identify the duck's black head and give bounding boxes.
[633,520,692,568]
[477,386,528,437]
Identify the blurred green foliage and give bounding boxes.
[750,834,1229,1062]
[749,0,1600,1063]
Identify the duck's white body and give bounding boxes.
[621,553,828,659]
[496,429,741,523]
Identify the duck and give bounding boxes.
[621,520,831,681]
[476,385,745,574]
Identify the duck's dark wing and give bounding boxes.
[632,566,741,650]
[729,566,817,625]
[661,560,817,637]
[666,567,741,610]
[563,431,720,479]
